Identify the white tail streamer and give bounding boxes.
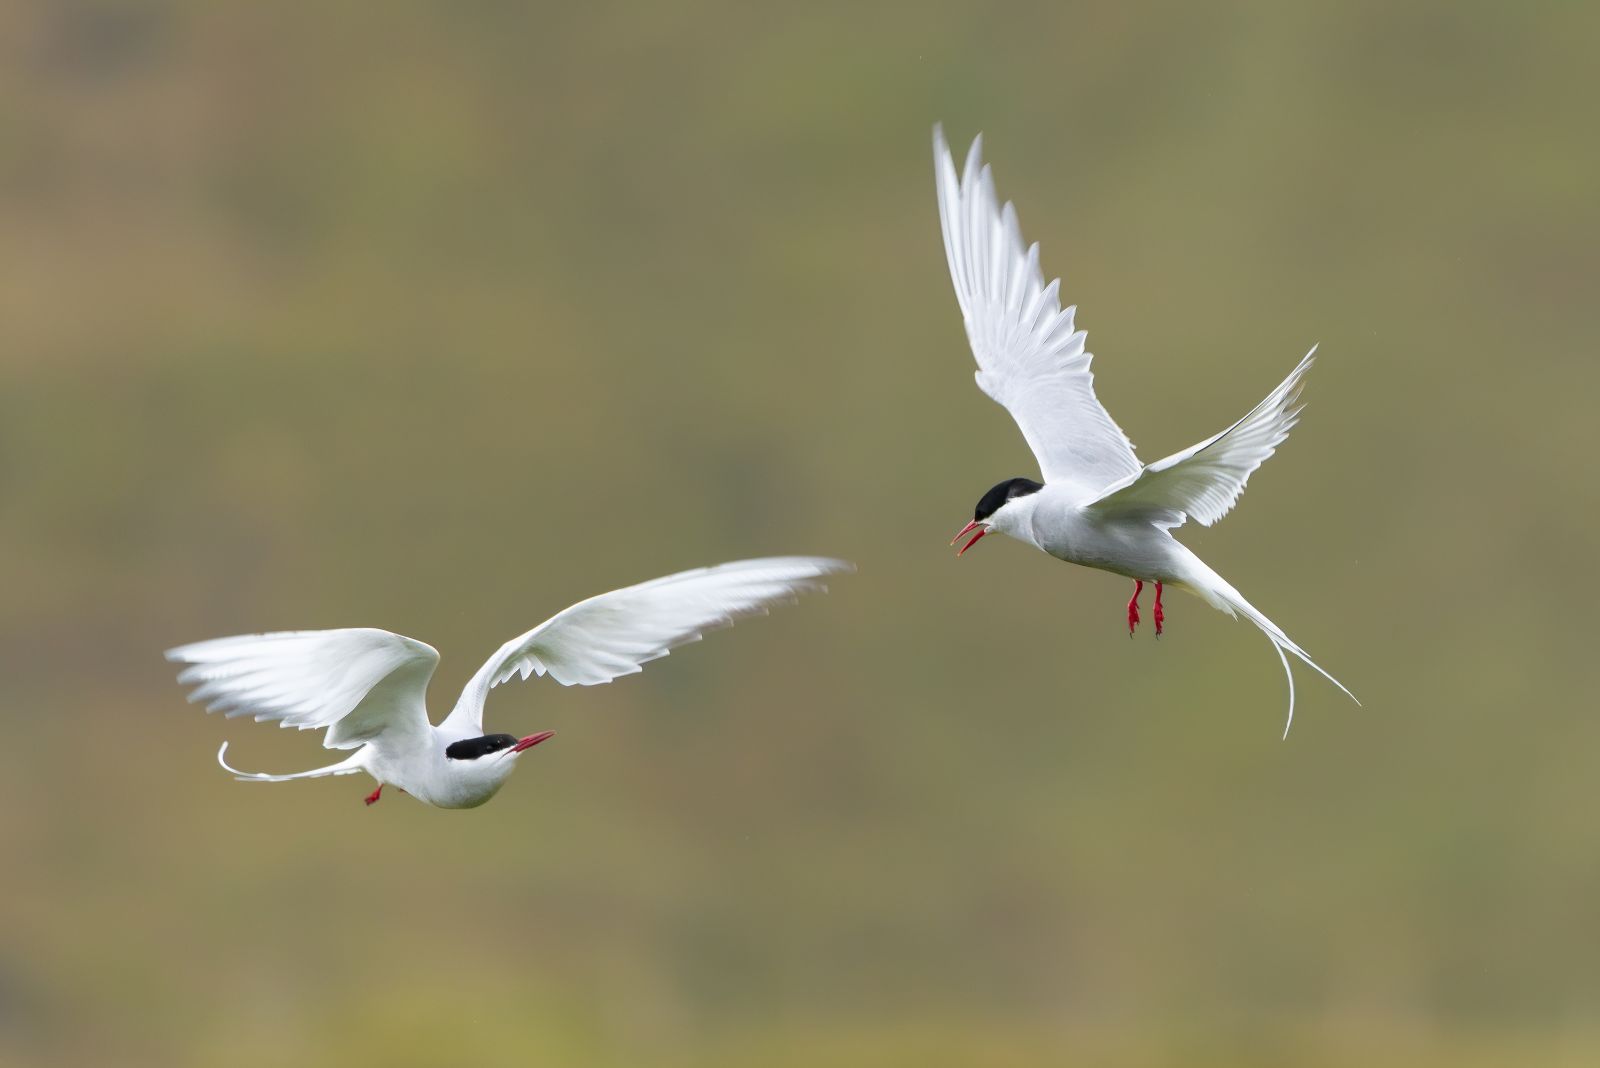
[215,741,366,783]
[1181,559,1358,737]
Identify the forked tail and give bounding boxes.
[216,741,367,782]
[1179,558,1358,737]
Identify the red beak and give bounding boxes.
[510,730,555,754]
[951,520,987,556]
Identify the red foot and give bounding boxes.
[1154,582,1165,637]
[364,785,383,806]
[1127,579,1143,636]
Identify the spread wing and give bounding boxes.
[933,125,1142,500]
[441,557,852,735]
[166,629,439,750]
[1087,349,1316,528]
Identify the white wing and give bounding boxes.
[441,557,852,735]
[166,629,439,750]
[1086,348,1316,528]
[934,125,1142,499]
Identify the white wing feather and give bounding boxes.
[934,125,1142,499]
[1087,348,1316,528]
[165,629,439,750]
[441,557,852,735]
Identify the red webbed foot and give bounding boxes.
[1126,579,1144,637]
[1153,582,1165,637]
[364,785,383,806]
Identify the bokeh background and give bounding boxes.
[3,2,1598,1065]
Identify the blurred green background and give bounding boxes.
[2,1,1597,1065]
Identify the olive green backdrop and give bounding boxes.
[2,2,1597,1065]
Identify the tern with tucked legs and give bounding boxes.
[167,557,851,808]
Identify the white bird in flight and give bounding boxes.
[933,126,1355,735]
[166,557,851,808]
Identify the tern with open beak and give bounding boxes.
[166,557,852,808]
[934,126,1355,735]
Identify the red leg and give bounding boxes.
[1126,579,1143,636]
[1153,582,1165,637]
[364,784,383,806]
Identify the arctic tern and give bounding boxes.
[933,126,1355,735]
[167,557,851,808]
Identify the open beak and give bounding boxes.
[509,730,555,754]
[950,520,988,556]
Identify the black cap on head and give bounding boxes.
[974,477,1044,521]
[445,734,519,761]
